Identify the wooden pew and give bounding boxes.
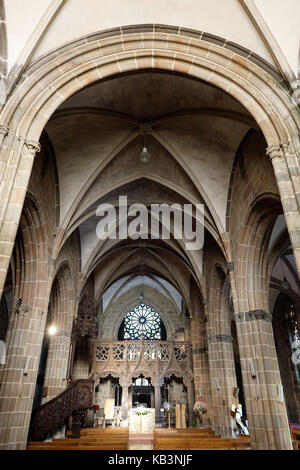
[27,445,128,450]
[66,428,128,437]
[27,441,128,450]
[188,438,250,450]
[153,428,218,448]
[27,427,129,450]
[154,428,215,435]
[154,436,250,450]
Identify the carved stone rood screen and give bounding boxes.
[92,338,193,387]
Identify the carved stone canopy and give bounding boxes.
[92,338,191,388]
[73,296,98,338]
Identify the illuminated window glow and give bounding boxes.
[123,303,161,340]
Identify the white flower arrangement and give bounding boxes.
[135,406,148,416]
[193,401,207,414]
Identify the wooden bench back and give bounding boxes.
[154,436,250,450]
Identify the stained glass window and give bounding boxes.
[123,303,161,340]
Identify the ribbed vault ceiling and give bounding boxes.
[46,70,255,307]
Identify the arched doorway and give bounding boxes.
[132,375,153,408]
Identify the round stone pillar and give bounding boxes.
[154,385,161,425]
[121,383,129,419]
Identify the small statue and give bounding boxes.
[231,404,249,436]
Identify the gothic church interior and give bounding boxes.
[0,0,299,451]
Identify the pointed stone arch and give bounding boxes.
[0,26,300,301]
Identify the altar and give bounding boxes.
[129,408,155,433]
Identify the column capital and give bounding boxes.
[266,144,282,160]
[235,309,272,323]
[0,125,9,136]
[280,140,291,154]
[12,300,31,317]
[280,139,298,160]
[23,139,41,156]
[267,141,297,161]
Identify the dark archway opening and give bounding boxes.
[132,375,153,408]
[273,293,300,423]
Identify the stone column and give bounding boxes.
[0,138,40,298]
[186,381,194,427]
[189,308,211,427]
[154,385,161,426]
[267,143,300,278]
[121,384,129,418]
[233,306,292,449]
[0,301,47,449]
[150,389,154,408]
[42,331,72,402]
[208,334,237,437]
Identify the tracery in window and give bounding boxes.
[123,303,161,340]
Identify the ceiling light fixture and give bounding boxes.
[139,133,151,163]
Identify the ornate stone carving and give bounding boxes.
[248,309,272,322]
[92,338,191,389]
[19,304,31,317]
[266,144,282,160]
[13,299,31,317]
[73,296,98,338]
[22,139,41,156]
[235,310,272,323]
[13,298,22,315]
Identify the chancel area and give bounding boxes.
[0,0,300,451]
